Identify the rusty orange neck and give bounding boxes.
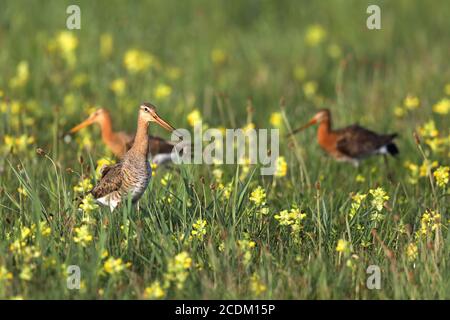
[99,113,114,144]
[130,118,149,156]
[317,117,336,150]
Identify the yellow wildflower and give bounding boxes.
[419,209,441,236]
[100,33,113,58]
[123,49,156,73]
[394,106,406,118]
[74,178,93,193]
[369,187,389,212]
[110,78,126,96]
[249,186,266,206]
[445,83,450,96]
[187,109,202,127]
[303,81,318,98]
[79,194,99,213]
[190,219,207,241]
[432,98,450,115]
[0,265,13,282]
[419,160,438,177]
[154,84,172,100]
[144,281,165,299]
[304,24,326,46]
[406,243,418,261]
[269,112,283,127]
[73,225,93,247]
[103,257,130,275]
[165,252,192,289]
[274,208,307,234]
[327,43,341,59]
[349,192,367,219]
[293,65,307,81]
[211,48,227,65]
[250,274,267,296]
[336,239,349,253]
[237,239,256,266]
[403,94,420,110]
[434,166,449,187]
[9,61,29,88]
[274,156,287,177]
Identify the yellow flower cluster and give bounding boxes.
[154,84,172,100]
[433,98,450,115]
[419,209,441,237]
[249,186,266,206]
[237,239,256,266]
[211,48,227,66]
[274,208,307,235]
[406,243,418,261]
[103,257,131,275]
[9,61,29,88]
[73,178,93,193]
[349,192,367,219]
[73,225,93,247]
[79,194,99,214]
[3,134,35,153]
[305,24,327,46]
[249,273,267,296]
[336,239,349,253]
[433,166,449,188]
[144,281,165,299]
[123,49,157,73]
[187,109,202,127]
[190,219,207,241]
[269,112,283,128]
[164,251,192,290]
[274,156,288,178]
[110,78,126,96]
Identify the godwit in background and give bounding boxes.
[90,103,176,211]
[69,108,176,164]
[290,109,399,167]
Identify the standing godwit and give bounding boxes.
[290,109,399,167]
[69,108,176,164]
[90,103,175,211]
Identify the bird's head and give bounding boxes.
[69,108,109,133]
[289,109,330,136]
[139,102,175,132]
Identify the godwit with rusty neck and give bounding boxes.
[90,103,176,211]
[69,108,176,164]
[290,109,399,167]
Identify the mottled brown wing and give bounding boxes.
[336,125,395,158]
[148,135,175,155]
[124,134,175,155]
[91,163,123,199]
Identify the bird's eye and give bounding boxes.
[144,107,150,113]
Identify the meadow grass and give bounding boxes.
[0,0,449,299]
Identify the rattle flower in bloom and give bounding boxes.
[144,281,165,299]
[419,210,441,236]
[74,178,93,193]
[434,166,449,187]
[103,257,130,275]
[274,156,288,177]
[336,239,349,253]
[250,273,267,296]
[249,186,266,206]
[369,187,389,211]
[304,24,326,46]
[79,194,99,213]
[432,98,450,115]
[406,243,418,261]
[269,112,283,127]
[403,94,420,110]
[0,265,13,282]
[9,61,29,88]
[73,225,93,247]
[211,48,227,66]
[165,251,192,290]
[187,109,202,127]
[190,219,207,241]
[123,49,156,73]
[274,208,307,234]
[154,84,172,100]
[110,78,126,96]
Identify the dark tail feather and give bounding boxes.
[387,143,399,156]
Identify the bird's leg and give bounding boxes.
[384,155,395,182]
